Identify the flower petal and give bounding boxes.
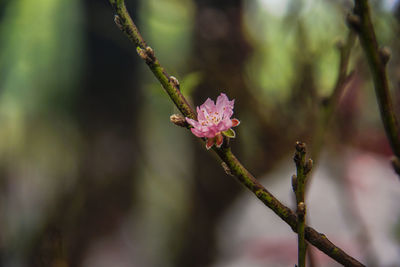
[201,98,216,113]
[188,93,239,141]
[204,127,219,138]
[216,93,234,118]
[191,128,205,138]
[216,93,229,107]
[186,118,200,127]
[197,106,206,121]
[215,119,232,132]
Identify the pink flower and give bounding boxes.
[186,93,240,149]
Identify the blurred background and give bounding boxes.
[0,0,400,266]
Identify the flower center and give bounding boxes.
[205,111,221,125]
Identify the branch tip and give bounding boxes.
[295,141,306,153]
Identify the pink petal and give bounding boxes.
[191,128,205,138]
[197,106,206,121]
[201,98,216,113]
[216,119,233,132]
[220,99,234,119]
[216,93,229,107]
[186,118,200,128]
[204,127,219,138]
[216,94,231,117]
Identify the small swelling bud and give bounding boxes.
[297,202,306,217]
[346,14,361,31]
[114,15,123,30]
[145,46,156,62]
[295,141,306,153]
[137,47,147,60]
[304,159,313,175]
[379,46,391,65]
[169,76,180,90]
[221,162,233,176]
[136,46,156,64]
[170,114,188,127]
[298,202,305,211]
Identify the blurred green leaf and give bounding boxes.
[180,71,203,96]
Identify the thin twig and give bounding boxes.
[311,31,356,162]
[214,147,363,267]
[349,0,400,175]
[110,0,196,120]
[108,1,365,266]
[293,142,313,267]
[302,28,356,267]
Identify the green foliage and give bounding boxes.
[0,0,83,114]
[244,0,349,99]
[0,0,83,260]
[180,71,202,96]
[140,0,195,70]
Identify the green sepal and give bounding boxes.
[222,128,236,138]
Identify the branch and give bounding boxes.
[215,146,364,267]
[349,0,400,175]
[110,0,196,120]
[311,31,356,162]
[108,1,365,266]
[292,142,313,267]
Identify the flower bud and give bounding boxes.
[170,114,188,127]
[221,162,233,176]
[297,202,306,217]
[379,46,391,65]
[169,76,180,90]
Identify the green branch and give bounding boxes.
[110,0,196,120]
[349,0,400,175]
[292,142,312,267]
[108,1,365,266]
